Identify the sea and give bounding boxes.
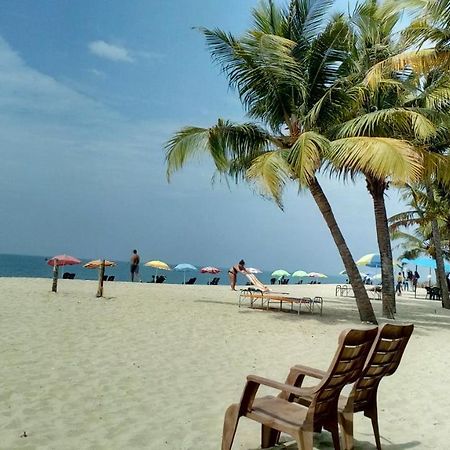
[0,254,345,286]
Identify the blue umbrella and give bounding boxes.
[402,257,450,271]
[173,263,197,283]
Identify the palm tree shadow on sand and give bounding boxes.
[247,434,421,450]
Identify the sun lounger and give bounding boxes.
[239,288,323,316]
[222,327,378,450]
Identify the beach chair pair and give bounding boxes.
[102,275,115,282]
[222,323,413,450]
[208,277,220,285]
[62,272,75,279]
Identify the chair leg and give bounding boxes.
[339,410,354,450]
[330,422,341,450]
[261,425,280,448]
[365,404,382,450]
[297,430,314,450]
[222,403,240,450]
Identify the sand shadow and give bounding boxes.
[248,435,421,449]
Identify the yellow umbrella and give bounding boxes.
[144,260,171,282]
[144,260,171,270]
[84,259,116,269]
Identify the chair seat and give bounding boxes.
[247,395,308,435]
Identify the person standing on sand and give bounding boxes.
[228,259,248,291]
[130,249,141,282]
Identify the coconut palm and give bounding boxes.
[389,183,450,308]
[319,0,441,317]
[166,0,380,323]
[166,0,437,322]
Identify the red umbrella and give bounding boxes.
[47,254,81,267]
[47,254,81,293]
[200,266,220,274]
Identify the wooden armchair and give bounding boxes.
[221,327,377,450]
[287,323,413,450]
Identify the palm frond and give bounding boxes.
[287,131,329,184]
[165,120,271,180]
[364,49,450,88]
[201,27,306,129]
[246,150,293,207]
[333,108,436,140]
[288,0,334,43]
[326,137,423,183]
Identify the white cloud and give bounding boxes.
[88,40,134,63]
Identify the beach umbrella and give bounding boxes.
[246,267,262,274]
[174,263,197,283]
[47,254,81,267]
[356,253,382,268]
[84,260,116,297]
[200,266,220,274]
[308,272,327,278]
[271,269,290,279]
[145,260,171,282]
[83,259,116,269]
[402,257,450,271]
[292,270,308,278]
[357,253,402,269]
[47,254,81,293]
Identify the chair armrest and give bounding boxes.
[290,364,326,380]
[247,375,315,398]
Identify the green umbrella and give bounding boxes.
[292,270,308,277]
[271,269,290,277]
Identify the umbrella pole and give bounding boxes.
[51,261,59,293]
[96,260,105,298]
[184,272,186,284]
[414,265,417,298]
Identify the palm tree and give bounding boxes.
[389,183,450,308]
[166,0,380,323]
[166,0,437,322]
[321,0,439,317]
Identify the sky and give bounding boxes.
[0,0,406,274]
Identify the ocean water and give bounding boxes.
[0,254,345,286]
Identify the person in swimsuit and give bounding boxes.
[228,259,247,291]
[130,249,141,282]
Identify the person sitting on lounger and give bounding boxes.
[228,259,248,291]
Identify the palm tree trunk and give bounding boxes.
[367,178,395,319]
[426,185,450,309]
[309,177,377,324]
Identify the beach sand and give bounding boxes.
[1,277,449,449]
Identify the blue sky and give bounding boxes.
[0,0,405,273]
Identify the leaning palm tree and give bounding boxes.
[167,0,379,323]
[166,0,429,323]
[320,0,439,317]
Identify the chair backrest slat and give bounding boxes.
[352,323,414,411]
[308,328,378,423]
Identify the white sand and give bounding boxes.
[1,278,449,449]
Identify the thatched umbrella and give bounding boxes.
[84,259,116,297]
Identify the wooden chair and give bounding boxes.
[286,323,414,450]
[221,327,378,450]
